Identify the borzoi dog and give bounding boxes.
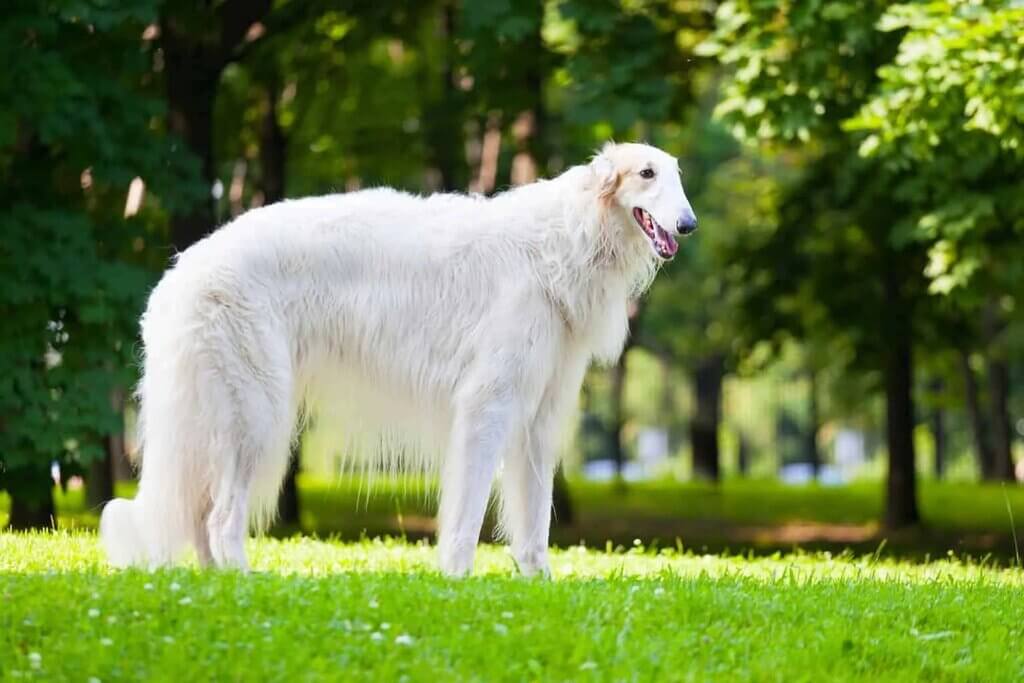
[100,142,697,576]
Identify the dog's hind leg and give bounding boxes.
[437,392,517,577]
[207,451,255,571]
[193,500,214,567]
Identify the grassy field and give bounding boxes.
[2,532,1023,681]
[5,478,1022,562]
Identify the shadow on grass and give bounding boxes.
[4,477,1023,565]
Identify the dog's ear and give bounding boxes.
[591,153,620,206]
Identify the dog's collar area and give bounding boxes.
[632,207,679,260]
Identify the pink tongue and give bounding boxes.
[656,225,679,256]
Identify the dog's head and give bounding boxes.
[590,142,697,261]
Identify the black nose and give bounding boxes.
[677,213,698,236]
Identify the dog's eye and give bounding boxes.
[639,168,655,179]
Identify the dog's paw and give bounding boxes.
[437,540,475,577]
[512,548,551,578]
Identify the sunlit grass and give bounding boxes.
[2,532,1023,681]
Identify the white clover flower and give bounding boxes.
[370,632,383,642]
[88,608,100,618]
[178,597,192,605]
[169,582,181,592]
[394,634,414,646]
[380,622,391,630]
[493,623,508,635]
[368,599,379,609]
[580,661,598,671]
[28,653,41,669]
[501,611,513,619]
[143,583,154,591]
[100,638,113,647]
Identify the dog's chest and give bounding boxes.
[573,283,631,364]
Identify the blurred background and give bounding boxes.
[3,0,1023,562]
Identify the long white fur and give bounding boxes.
[100,142,695,576]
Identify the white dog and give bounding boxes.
[100,142,697,576]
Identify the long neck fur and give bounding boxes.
[484,165,658,346]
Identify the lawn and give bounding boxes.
[5,478,1022,562]
[2,533,1023,681]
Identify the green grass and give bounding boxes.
[2,533,1023,681]
[4,478,1024,562]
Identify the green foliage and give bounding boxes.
[0,1,201,499]
[847,1,1024,299]
[700,0,895,143]
[3,534,1024,680]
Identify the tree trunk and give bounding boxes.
[929,378,946,479]
[276,446,301,526]
[609,348,630,481]
[259,83,287,205]
[691,354,724,482]
[961,350,996,479]
[8,473,55,531]
[883,335,920,528]
[806,369,821,479]
[551,465,573,526]
[160,31,219,252]
[86,446,114,510]
[160,0,273,251]
[987,355,1015,481]
[88,387,125,508]
[982,304,1015,481]
[423,2,462,191]
[736,433,750,476]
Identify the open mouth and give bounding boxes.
[632,207,679,260]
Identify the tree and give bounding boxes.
[848,0,1024,482]
[158,0,276,251]
[0,0,200,528]
[701,0,929,526]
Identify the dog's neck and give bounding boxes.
[536,167,658,359]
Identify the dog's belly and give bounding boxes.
[291,287,479,470]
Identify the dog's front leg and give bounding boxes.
[501,413,561,578]
[436,395,514,577]
[501,350,589,578]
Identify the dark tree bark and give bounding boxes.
[961,350,996,479]
[883,330,920,528]
[8,471,55,531]
[87,388,126,509]
[276,447,301,526]
[422,2,462,191]
[259,82,287,205]
[987,355,1015,481]
[929,378,947,479]
[806,369,821,479]
[160,0,273,252]
[736,433,750,477]
[608,347,630,481]
[86,445,115,510]
[983,304,1015,481]
[691,354,724,482]
[551,465,573,526]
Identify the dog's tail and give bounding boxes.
[100,311,209,568]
